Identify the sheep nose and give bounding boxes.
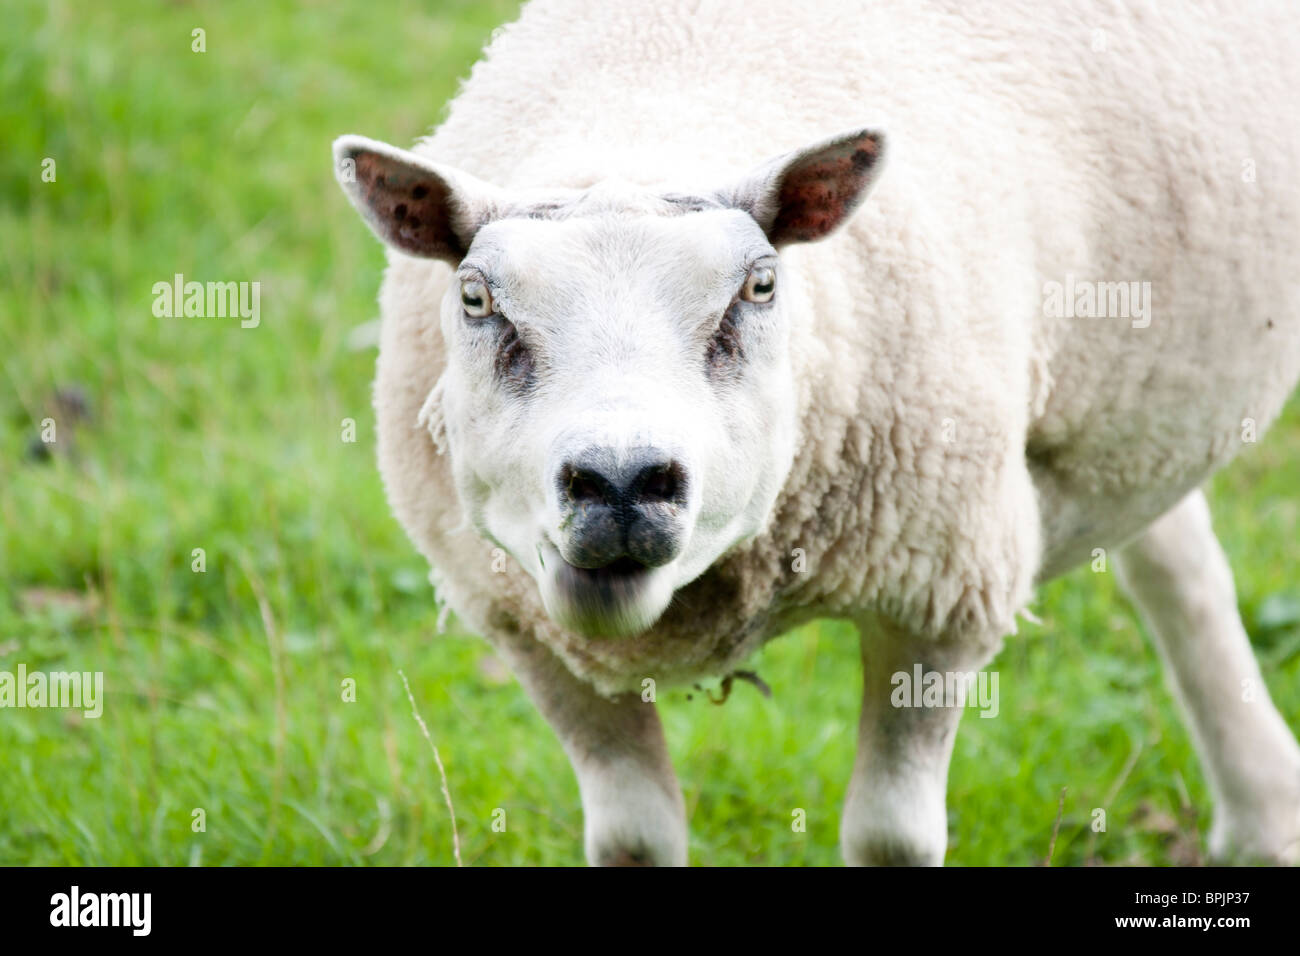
[562,456,685,511]
[556,451,688,569]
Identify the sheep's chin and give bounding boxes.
[537,543,676,639]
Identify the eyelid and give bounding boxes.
[735,254,777,282]
[456,268,505,307]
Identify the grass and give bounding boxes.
[3,0,1299,866]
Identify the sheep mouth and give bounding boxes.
[541,546,669,638]
[562,556,649,583]
[555,555,653,611]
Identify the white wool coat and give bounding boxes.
[370,0,1300,694]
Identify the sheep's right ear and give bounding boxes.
[333,135,503,263]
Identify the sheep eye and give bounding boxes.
[741,265,776,303]
[460,278,494,318]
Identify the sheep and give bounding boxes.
[333,0,1300,866]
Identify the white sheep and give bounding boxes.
[334,0,1300,865]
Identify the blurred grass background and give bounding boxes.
[2,0,1299,866]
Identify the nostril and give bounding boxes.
[571,471,604,504]
[558,454,687,515]
[632,461,686,506]
[638,466,676,502]
[560,464,614,507]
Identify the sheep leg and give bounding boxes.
[841,619,995,865]
[1114,489,1300,863]
[490,628,687,866]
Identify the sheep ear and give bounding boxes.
[720,128,887,247]
[333,135,502,263]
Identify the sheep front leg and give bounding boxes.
[841,619,996,865]
[489,623,687,866]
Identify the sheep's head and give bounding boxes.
[334,129,886,638]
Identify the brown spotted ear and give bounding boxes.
[720,128,887,247]
[332,135,503,262]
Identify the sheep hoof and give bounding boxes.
[595,846,660,867]
[584,806,687,867]
[1209,810,1300,866]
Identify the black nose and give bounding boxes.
[561,456,685,512]
[557,450,688,569]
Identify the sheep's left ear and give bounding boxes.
[332,135,504,263]
[719,128,886,247]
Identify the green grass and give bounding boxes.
[3,0,1299,866]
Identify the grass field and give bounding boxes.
[3,0,1299,866]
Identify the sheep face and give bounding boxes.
[443,203,796,637]
[335,129,886,638]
